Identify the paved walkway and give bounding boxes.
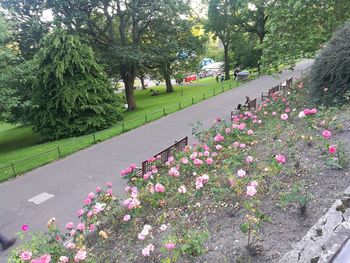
[0,60,313,260]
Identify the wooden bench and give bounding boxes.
[230,98,257,121]
[280,77,293,90]
[261,85,280,101]
[141,137,188,175]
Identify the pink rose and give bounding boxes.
[74,250,87,262]
[225,128,231,134]
[233,141,240,147]
[239,143,246,149]
[160,224,167,231]
[247,129,254,135]
[237,169,246,178]
[89,224,95,231]
[123,214,131,222]
[87,192,95,199]
[247,186,257,197]
[215,144,223,151]
[206,157,214,165]
[281,113,289,121]
[59,256,69,263]
[106,182,112,187]
[83,198,91,205]
[246,156,254,163]
[77,209,84,217]
[31,254,51,263]
[20,251,32,261]
[329,145,337,154]
[21,224,29,232]
[178,185,187,194]
[322,130,332,139]
[275,154,286,164]
[95,187,101,193]
[165,242,176,250]
[65,222,74,230]
[77,223,85,231]
[155,183,165,193]
[202,174,209,183]
[142,244,154,257]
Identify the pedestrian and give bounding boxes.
[234,68,240,80]
[0,233,16,251]
[216,74,219,83]
[220,75,224,83]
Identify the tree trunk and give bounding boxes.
[224,45,230,80]
[140,75,146,90]
[162,63,174,93]
[121,64,137,111]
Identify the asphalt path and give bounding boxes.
[0,59,313,261]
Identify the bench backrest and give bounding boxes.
[141,137,188,175]
[247,98,257,109]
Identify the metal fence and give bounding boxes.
[0,75,258,181]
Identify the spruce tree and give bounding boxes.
[31,29,123,140]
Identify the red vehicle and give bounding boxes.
[184,74,197,83]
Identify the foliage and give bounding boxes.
[30,29,123,140]
[0,15,34,123]
[261,0,350,71]
[309,21,350,106]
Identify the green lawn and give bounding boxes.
[0,76,246,182]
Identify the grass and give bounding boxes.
[0,76,248,182]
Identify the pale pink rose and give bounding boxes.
[138,233,146,240]
[193,158,203,166]
[70,230,76,236]
[285,108,290,113]
[272,111,277,116]
[214,134,225,142]
[225,128,231,134]
[239,143,246,149]
[247,129,254,135]
[275,154,286,164]
[59,256,69,263]
[87,192,95,199]
[143,172,151,180]
[165,242,176,250]
[77,223,85,231]
[124,186,131,192]
[74,250,87,262]
[95,187,101,193]
[181,157,189,164]
[212,152,218,157]
[329,145,337,154]
[247,186,257,197]
[178,185,187,194]
[298,111,306,118]
[238,123,246,131]
[246,156,254,163]
[322,130,332,139]
[190,152,197,160]
[237,169,247,178]
[160,224,168,231]
[215,144,223,151]
[107,189,113,195]
[250,181,258,188]
[31,254,51,263]
[202,174,209,183]
[89,224,95,231]
[123,214,131,222]
[204,150,210,157]
[77,209,84,217]
[233,141,240,147]
[281,113,289,121]
[20,251,32,261]
[195,177,204,189]
[65,242,76,249]
[198,152,203,157]
[258,120,262,124]
[155,183,165,193]
[206,157,214,165]
[142,244,154,257]
[65,222,74,230]
[106,182,112,187]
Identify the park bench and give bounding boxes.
[280,77,293,90]
[230,97,257,121]
[139,137,188,176]
[261,84,280,101]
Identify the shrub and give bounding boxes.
[309,21,350,106]
[30,29,123,140]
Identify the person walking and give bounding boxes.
[0,233,16,251]
[216,74,219,83]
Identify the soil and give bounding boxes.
[192,111,350,263]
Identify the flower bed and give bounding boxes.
[9,79,350,263]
